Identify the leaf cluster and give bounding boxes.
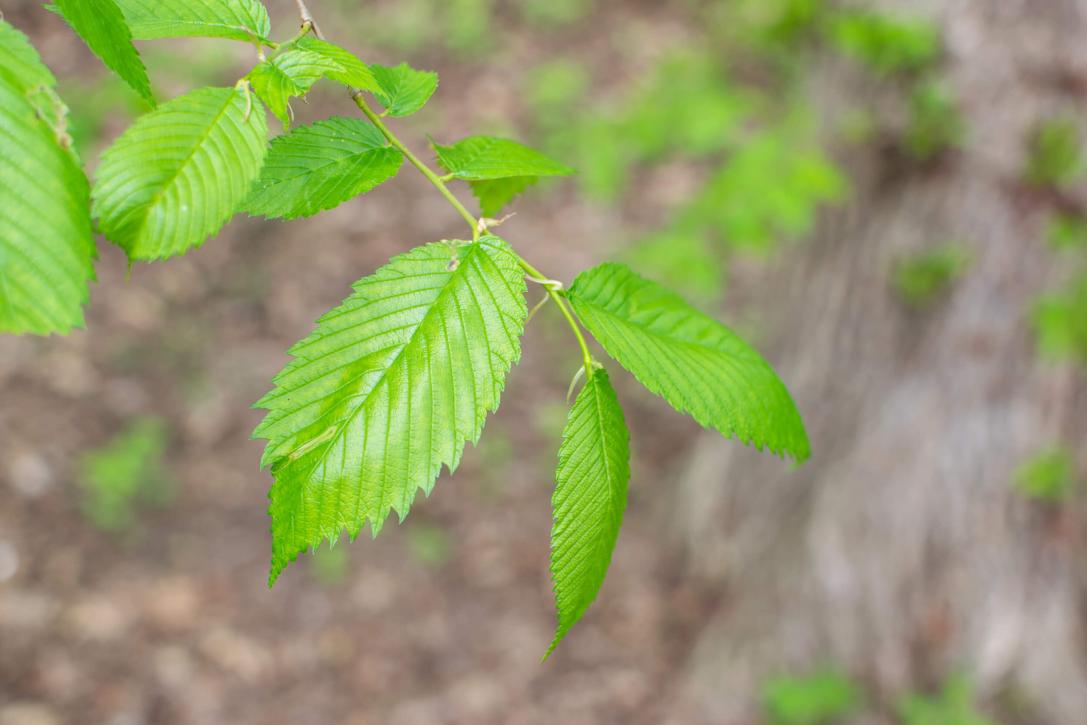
[2,0,812,655]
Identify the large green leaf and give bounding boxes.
[295,37,378,92]
[113,0,272,44]
[54,0,154,104]
[244,117,403,220]
[434,135,574,216]
[248,49,342,127]
[568,263,810,461]
[548,368,630,656]
[0,21,95,335]
[370,63,438,117]
[0,21,56,91]
[92,85,268,261]
[255,236,528,584]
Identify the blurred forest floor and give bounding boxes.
[2,1,1087,724]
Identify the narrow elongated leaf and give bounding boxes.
[54,0,154,104]
[248,49,342,126]
[255,236,528,584]
[93,85,268,261]
[244,117,403,220]
[370,63,438,117]
[0,21,95,335]
[548,369,630,656]
[296,36,378,92]
[113,0,271,44]
[434,136,573,216]
[568,263,810,461]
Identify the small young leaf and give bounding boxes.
[112,0,272,44]
[434,136,574,216]
[92,85,268,261]
[244,117,403,220]
[248,49,343,127]
[434,135,574,181]
[548,368,630,656]
[295,36,379,92]
[568,263,810,461]
[0,20,95,335]
[255,236,528,584]
[54,0,154,105]
[370,63,438,117]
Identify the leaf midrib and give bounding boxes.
[285,243,486,486]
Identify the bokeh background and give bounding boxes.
[2,0,1087,723]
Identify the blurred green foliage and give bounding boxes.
[408,524,452,567]
[1033,275,1087,365]
[1047,214,1087,251]
[519,0,594,27]
[898,675,996,725]
[1025,117,1083,188]
[761,669,862,725]
[830,10,941,76]
[76,418,172,532]
[310,542,350,585]
[905,81,966,161]
[1014,446,1079,502]
[893,244,973,309]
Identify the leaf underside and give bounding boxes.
[54,0,154,104]
[113,0,272,43]
[370,63,438,117]
[568,263,811,461]
[255,236,528,585]
[92,85,269,261]
[244,117,404,220]
[548,368,630,656]
[0,20,95,335]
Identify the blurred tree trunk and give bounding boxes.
[663,1,1087,722]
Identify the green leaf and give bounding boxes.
[434,135,575,181]
[53,0,154,105]
[244,117,403,220]
[254,236,528,584]
[548,368,630,656]
[370,62,438,117]
[248,49,342,127]
[0,19,58,91]
[92,85,268,261]
[0,20,95,335]
[295,36,378,92]
[434,136,574,216]
[470,177,538,218]
[568,263,810,461]
[113,0,272,44]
